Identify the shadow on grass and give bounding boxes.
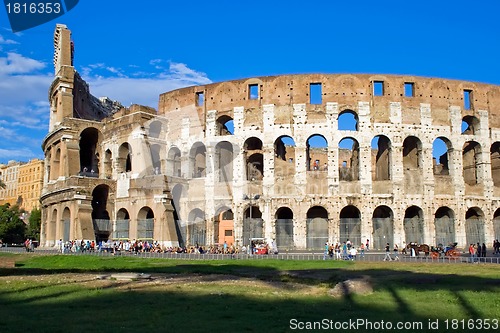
[0,256,499,333]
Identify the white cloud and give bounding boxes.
[83,61,212,107]
[0,52,45,75]
[0,49,211,162]
[0,35,18,45]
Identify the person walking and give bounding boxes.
[360,243,365,258]
[393,244,400,261]
[383,243,392,261]
[481,243,486,258]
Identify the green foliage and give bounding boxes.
[0,179,5,189]
[26,208,41,241]
[0,203,26,243]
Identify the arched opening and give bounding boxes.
[402,136,422,170]
[62,207,70,242]
[306,206,328,249]
[372,205,393,250]
[188,208,206,246]
[104,149,112,179]
[79,127,101,176]
[244,137,264,180]
[338,109,358,131]
[275,207,293,249]
[274,136,295,177]
[214,207,234,245]
[461,115,480,135]
[491,142,500,186]
[462,141,482,185]
[52,148,61,179]
[114,208,130,239]
[433,137,451,175]
[92,184,111,242]
[306,134,328,171]
[465,207,485,246]
[167,147,181,177]
[148,120,162,139]
[49,208,57,242]
[404,206,424,244]
[215,141,233,182]
[190,142,206,178]
[371,135,391,181]
[434,207,455,247]
[340,205,361,246]
[216,115,234,135]
[171,184,185,246]
[339,137,360,181]
[118,143,132,173]
[494,209,500,241]
[243,205,263,246]
[137,207,154,240]
[150,144,162,174]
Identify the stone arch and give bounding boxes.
[274,135,296,178]
[115,208,130,239]
[493,208,500,240]
[118,142,132,173]
[244,137,263,181]
[275,207,294,249]
[92,184,111,242]
[137,206,154,240]
[243,205,263,246]
[338,109,358,131]
[187,208,206,246]
[465,207,485,246]
[491,142,500,186]
[150,143,162,174]
[306,134,327,171]
[402,136,422,170]
[167,147,181,177]
[339,205,361,246]
[214,206,234,245]
[339,137,360,181]
[190,142,206,178]
[52,147,61,179]
[104,149,112,179]
[462,141,482,185]
[62,207,70,242]
[306,206,328,249]
[215,141,233,182]
[371,135,391,181]
[79,127,102,175]
[148,120,163,139]
[434,207,455,247]
[433,137,452,175]
[48,207,57,243]
[404,206,424,244]
[372,205,393,250]
[462,115,480,135]
[216,115,234,135]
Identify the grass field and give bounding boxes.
[0,253,499,332]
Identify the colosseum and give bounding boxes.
[40,24,500,250]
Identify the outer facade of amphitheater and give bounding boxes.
[40,26,500,250]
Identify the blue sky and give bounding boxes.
[0,0,499,163]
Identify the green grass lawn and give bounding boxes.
[0,254,499,333]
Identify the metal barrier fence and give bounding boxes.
[2,247,500,264]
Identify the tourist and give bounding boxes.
[383,243,392,261]
[481,243,486,258]
[365,239,370,252]
[323,242,329,260]
[393,244,400,261]
[360,243,365,258]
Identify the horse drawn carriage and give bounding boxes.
[429,242,461,259]
[401,242,430,256]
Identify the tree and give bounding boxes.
[0,179,5,189]
[0,204,26,244]
[26,208,41,241]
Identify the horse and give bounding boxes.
[402,242,430,256]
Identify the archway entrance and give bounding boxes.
[215,208,234,245]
